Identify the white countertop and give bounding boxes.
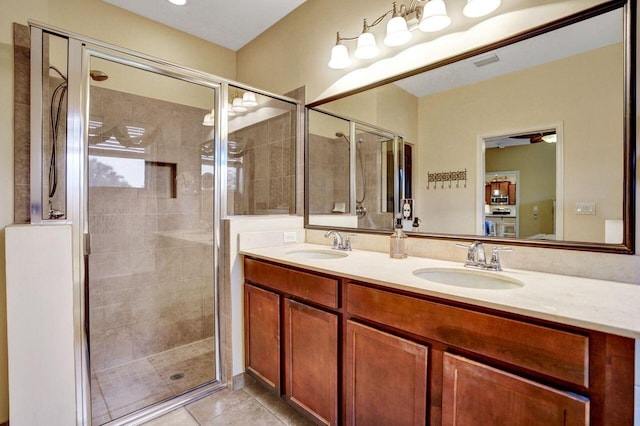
[240,243,640,339]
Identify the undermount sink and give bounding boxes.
[285,249,349,260]
[412,267,523,290]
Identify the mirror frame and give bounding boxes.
[305,0,636,254]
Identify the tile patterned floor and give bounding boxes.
[92,338,216,425]
[142,382,316,426]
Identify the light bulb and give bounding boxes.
[328,43,352,69]
[419,0,451,32]
[354,32,379,59]
[384,15,412,47]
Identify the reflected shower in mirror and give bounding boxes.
[306,4,633,252]
[307,109,407,231]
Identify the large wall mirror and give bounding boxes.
[306,0,635,253]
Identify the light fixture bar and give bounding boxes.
[329,0,501,70]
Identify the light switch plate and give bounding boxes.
[283,231,297,243]
[575,202,596,215]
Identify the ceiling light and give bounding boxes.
[241,92,258,107]
[384,2,412,47]
[419,0,451,32]
[463,0,501,18]
[542,134,557,143]
[328,33,352,69]
[231,98,247,113]
[202,109,215,126]
[168,0,187,5]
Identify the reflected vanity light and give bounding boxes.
[167,0,187,5]
[542,134,557,143]
[202,109,215,126]
[329,0,499,69]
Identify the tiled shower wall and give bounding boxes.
[308,134,349,214]
[13,24,30,223]
[228,112,296,215]
[308,132,392,228]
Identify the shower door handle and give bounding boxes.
[84,233,91,256]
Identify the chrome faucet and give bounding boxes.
[457,241,512,271]
[324,230,344,250]
[324,230,355,251]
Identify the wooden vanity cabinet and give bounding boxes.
[344,320,428,426]
[243,257,635,425]
[244,258,339,425]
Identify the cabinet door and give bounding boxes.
[345,321,428,426]
[284,299,338,425]
[244,284,281,392]
[508,183,516,204]
[442,353,589,426]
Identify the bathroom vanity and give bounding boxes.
[241,244,637,425]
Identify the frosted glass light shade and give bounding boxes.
[419,0,451,32]
[354,32,379,59]
[227,103,235,117]
[168,0,187,5]
[463,0,501,18]
[241,92,258,107]
[231,97,247,112]
[384,16,412,47]
[328,43,352,69]
[202,109,215,126]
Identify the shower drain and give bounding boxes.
[170,373,185,381]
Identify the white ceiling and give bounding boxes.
[101,0,307,51]
[394,8,623,97]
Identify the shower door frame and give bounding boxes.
[30,21,233,425]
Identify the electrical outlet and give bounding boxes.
[575,202,596,215]
[283,231,297,243]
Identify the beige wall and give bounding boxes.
[418,43,623,242]
[1,0,237,422]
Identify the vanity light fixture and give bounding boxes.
[542,133,557,143]
[463,0,501,18]
[167,0,187,5]
[231,97,248,113]
[329,0,500,70]
[202,109,215,126]
[354,20,380,59]
[241,92,258,107]
[384,2,413,47]
[419,0,451,32]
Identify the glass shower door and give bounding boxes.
[86,56,218,424]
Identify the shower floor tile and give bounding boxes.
[92,338,215,425]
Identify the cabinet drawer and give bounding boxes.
[244,258,339,309]
[345,283,588,387]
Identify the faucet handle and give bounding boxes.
[344,234,357,251]
[489,247,513,271]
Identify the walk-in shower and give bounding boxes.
[28,23,299,425]
[29,26,223,426]
[307,108,407,231]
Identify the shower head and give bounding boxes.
[90,70,109,82]
[335,131,350,143]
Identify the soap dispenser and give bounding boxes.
[390,217,408,259]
